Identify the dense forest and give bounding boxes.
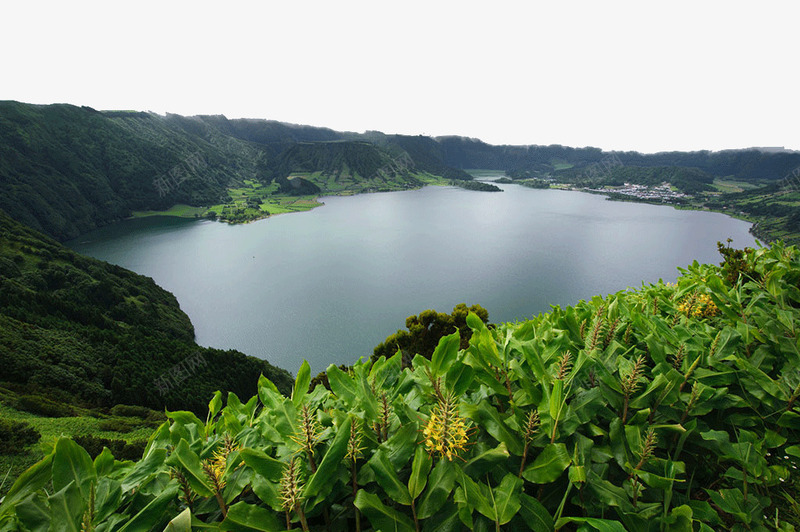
[0,209,292,413]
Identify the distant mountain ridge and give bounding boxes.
[2,100,800,241]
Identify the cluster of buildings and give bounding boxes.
[587,183,688,202]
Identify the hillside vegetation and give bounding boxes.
[0,208,293,413]
[4,101,800,243]
[2,243,798,530]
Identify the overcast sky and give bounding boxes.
[2,1,798,153]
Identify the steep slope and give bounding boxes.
[0,102,266,240]
[0,209,292,412]
[270,140,425,193]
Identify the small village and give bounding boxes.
[586,182,690,202]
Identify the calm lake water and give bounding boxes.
[67,183,756,374]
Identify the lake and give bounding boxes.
[66,183,757,374]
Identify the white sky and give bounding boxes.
[2,1,798,153]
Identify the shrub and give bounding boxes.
[14,394,74,417]
[71,435,146,461]
[109,404,153,419]
[0,419,41,454]
[97,418,138,433]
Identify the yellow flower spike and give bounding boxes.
[422,392,471,461]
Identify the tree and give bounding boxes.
[372,303,489,366]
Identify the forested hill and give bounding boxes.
[3,100,800,242]
[0,208,293,412]
[0,102,464,240]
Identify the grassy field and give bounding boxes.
[0,398,159,498]
[130,204,207,218]
[710,178,762,194]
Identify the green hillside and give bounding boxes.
[1,242,798,530]
[0,208,293,412]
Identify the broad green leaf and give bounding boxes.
[381,421,419,470]
[462,443,509,478]
[0,452,53,518]
[417,459,458,519]
[461,402,523,455]
[208,390,223,419]
[52,438,96,501]
[554,516,627,531]
[165,439,213,497]
[220,501,281,531]
[369,450,412,505]
[120,448,167,493]
[585,471,633,511]
[94,477,123,524]
[354,489,415,532]
[304,416,351,499]
[522,443,571,484]
[47,481,83,532]
[14,492,50,532]
[421,501,461,532]
[456,470,495,521]
[240,448,284,481]
[257,373,281,408]
[409,444,433,500]
[94,447,116,477]
[117,484,179,532]
[291,359,311,406]
[431,330,461,380]
[163,507,192,532]
[326,363,356,404]
[518,493,554,531]
[446,360,475,397]
[492,473,523,525]
[550,378,564,421]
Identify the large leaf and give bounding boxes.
[417,459,458,519]
[52,438,96,501]
[120,448,167,493]
[47,481,83,532]
[291,359,311,407]
[431,330,461,380]
[117,484,179,532]
[0,452,53,518]
[409,444,433,500]
[163,508,192,532]
[354,489,416,532]
[518,493,554,531]
[326,363,356,404]
[304,416,351,500]
[220,501,281,531]
[165,439,213,496]
[491,473,523,525]
[554,516,628,531]
[240,448,284,481]
[522,443,571,484]
[369,449,412,505]
[461,402,523,456]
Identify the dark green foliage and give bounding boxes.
[0,208,293,414]
[718,239,757,285]
[0,419,41,454]
[372,303,490,365]
[452,180,501,192]
[109,404,159,419]
[13,394,75,418]
[71,434,146,460]
[97,418,141,433]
